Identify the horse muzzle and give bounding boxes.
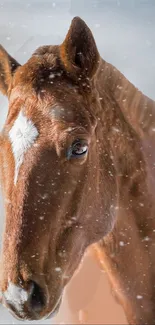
[46,295,62,319]
[1,280,49,320]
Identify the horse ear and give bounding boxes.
[60,17,100,79]
[0,45,20,96]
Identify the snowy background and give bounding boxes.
[0,0,155,323]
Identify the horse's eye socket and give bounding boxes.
[70,141,88,158]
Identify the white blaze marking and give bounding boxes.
[9,111,39,184]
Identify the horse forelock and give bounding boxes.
[12,46,68,94]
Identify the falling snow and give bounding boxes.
[119,241,125,247]
[0,1,155,324]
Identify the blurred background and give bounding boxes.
[0,0,155,323]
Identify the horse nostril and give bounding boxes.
[3,280,47,319]
[29,281,46,313]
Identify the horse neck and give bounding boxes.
[95,59,145,168]
[95,60,155,230]
[96,59,155,139]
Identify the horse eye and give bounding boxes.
[69,140,88,158]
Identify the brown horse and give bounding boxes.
[0,16,155,324]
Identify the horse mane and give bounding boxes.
[99,60,155,139]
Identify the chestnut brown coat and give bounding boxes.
[0,17,155,324]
